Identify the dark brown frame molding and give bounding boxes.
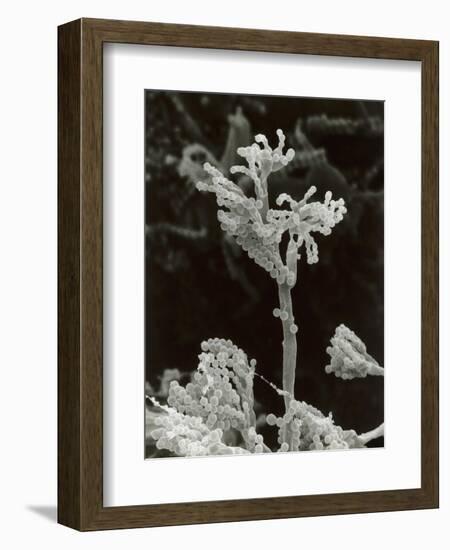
[58,18,439,531]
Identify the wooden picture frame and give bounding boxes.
[58,17,439,531]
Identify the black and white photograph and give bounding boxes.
[144,90,384,459]
[1,3,442,543]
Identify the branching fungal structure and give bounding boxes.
[147,130,384,457]
[326,324,384,380]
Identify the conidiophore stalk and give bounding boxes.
[276,235,300,406]
[275,283,297,408]
[279,285,297,407]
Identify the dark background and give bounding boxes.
[145,90,384,450]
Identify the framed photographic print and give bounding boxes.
[58,18,439,530]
